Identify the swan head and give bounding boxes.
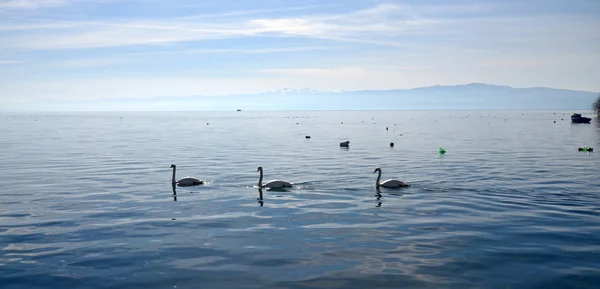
[257,166,263,172]
[170,164,176,168]
[373,167,381,173]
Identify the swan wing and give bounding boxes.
[264,180,292,188]
[177,177,204,187]
[380,179,408,188]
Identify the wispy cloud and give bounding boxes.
[0,3,448,50]
[0,0,69,9]
[0,60,21,64]
[176,5,325,20]
[122,46,340,56]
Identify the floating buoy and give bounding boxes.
[578,147,594,152]
[389,142,394,147]
[340,141,350,147]
[439,147,447,155]
[386,127,388,131]
[305,136,311,139]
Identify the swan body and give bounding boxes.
[171,164,204,187]
[257,166,292,189]
[374,167,408,189]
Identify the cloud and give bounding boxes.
[121,46,339,56]
[258,65,429,79]
[176,5,324,20]
[2,1,598,53]
[0,3,447,51]
[0,0,69,9]
[0,22,73,30]
[0,60,21,64]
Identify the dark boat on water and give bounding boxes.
[571,113,591,123]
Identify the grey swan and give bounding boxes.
[170,164,204,187]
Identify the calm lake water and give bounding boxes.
[1,110,599,288]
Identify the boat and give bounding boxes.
[571,113,591,123]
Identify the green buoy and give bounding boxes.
[439,147,446,155]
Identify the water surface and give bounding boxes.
[1,110,599,288]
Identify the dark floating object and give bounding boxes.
[305,136,311,139]
[571,113,591,123]
[578,147,593,152]
[389,142,394,147]
[340,141,350,147]
[386,127,388,131]
[207,123,209,125]
[554,121,556,123]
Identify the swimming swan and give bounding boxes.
[374,167,408,188]
[257,166,292,189]
[170,164,204,187]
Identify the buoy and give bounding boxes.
[439,147,446,155]
[389,142,394,147]
[578,147,594,152]
[340,141,350,147]
[386,127,388,131]
[305,136,311,139]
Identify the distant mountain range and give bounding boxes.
[50,83,599,111]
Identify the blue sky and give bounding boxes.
[0,0,599,107]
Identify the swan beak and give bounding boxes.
[373,169,377,173]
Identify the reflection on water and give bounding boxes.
[375,190,382,208]
[172,183,177,202]
[257,188,264,207]
[1,111,599,289]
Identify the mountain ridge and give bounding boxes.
[34,83,600,111]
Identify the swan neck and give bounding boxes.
[171,166,176,183]
[376,170,381,186]
[258,169,263,187]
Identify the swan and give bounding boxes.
[373,167,408,188]
[257,166,292,189]
[170,164,204,187]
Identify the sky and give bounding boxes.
[0,0,599,108]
